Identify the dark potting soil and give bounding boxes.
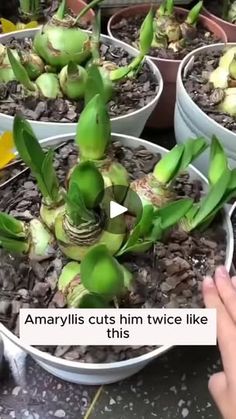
[0,0,89,31]
[110,13,220,61]
[183,50,236,133]
[0,140,226,363]
[0,38,159,122]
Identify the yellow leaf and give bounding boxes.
[0,131,15,169]
[1,18,17,34]
[25,21,39,29]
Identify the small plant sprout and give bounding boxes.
[75,94,129,191]
[19,0,42,21]
[7,48,60,99]
[59,62,88,100]
[0,212,55,261]
[116,198,193,256]
[128,137,207,209]
[33,0,105,68]
[55,161,125,261]
[152,0,203,51]
[87,8,155,103]
[13,115,64,230]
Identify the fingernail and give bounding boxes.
[203,275,215,288]
[215,265,229,280]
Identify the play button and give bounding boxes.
[101,185,143,234]
[110,201,128,219]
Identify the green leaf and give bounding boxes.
[13,115,60,202]
[208,135,228,186]
[58,261,81,292]
[0,212,25,239]
[41,149,60,203]
[157,198,193,230]
[110,66,131,82]
[80,244,124,297]
[190,169,231,229]
[166,0,174,15]
[65,182,94,225]
[67,61,79,78]
[84,64,105,104]
[78,293,109,308]
[153,144,185,184]
[0,236,28,253]
[7,48,36,91]
[13,114,38,165]
[116,210,153,256]
[70,162,104,209]
[76,93,111,160]
[179,137,208,173]
[186,0,203,25]
[139,8,154,55]
[56,0,66,19]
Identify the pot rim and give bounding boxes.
[0,132,233,370]
[107,5,228,65]
[0,28,163,126]
[176,42,236,148]
[203,6,236,29]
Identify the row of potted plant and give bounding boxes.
[0,0,236,385]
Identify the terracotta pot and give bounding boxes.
[108,5,228,129]
[66,0,94,23]
[203,7,236,42]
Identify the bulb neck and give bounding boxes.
[63,211,105,246]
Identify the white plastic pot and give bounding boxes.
[0,133,233,385]
[0,29,163,139]
[174,42,236,175]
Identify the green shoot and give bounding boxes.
[80,244,126,297]
[153,137,208,185]
[185,1,203,26]
[55,0,67,20]
[13,114,61,205]
[76,94,111,160]
[117,198,193,256]
[208,135,228,186]
[73,0,105,25]
[7,48,36,92]
[0,212,28,254]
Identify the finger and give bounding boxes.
[214,266,236,323]
[208,372,229,419]
[203,275,236,381]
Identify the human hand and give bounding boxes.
[202,266,236,419]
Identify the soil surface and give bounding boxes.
[0,140,226,363]
[110,12,220,61]
[184,50,236,133]
[0,38,159,123]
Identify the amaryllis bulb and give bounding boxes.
[219,47,236,70]
[0,46,19,83]
[21,52,45,81]
[229,55,236,80]
[59,62,88,99]
[209,66,229,89]
[33,24,91,68]
[218,87,236,116]
[35,73,61,99]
